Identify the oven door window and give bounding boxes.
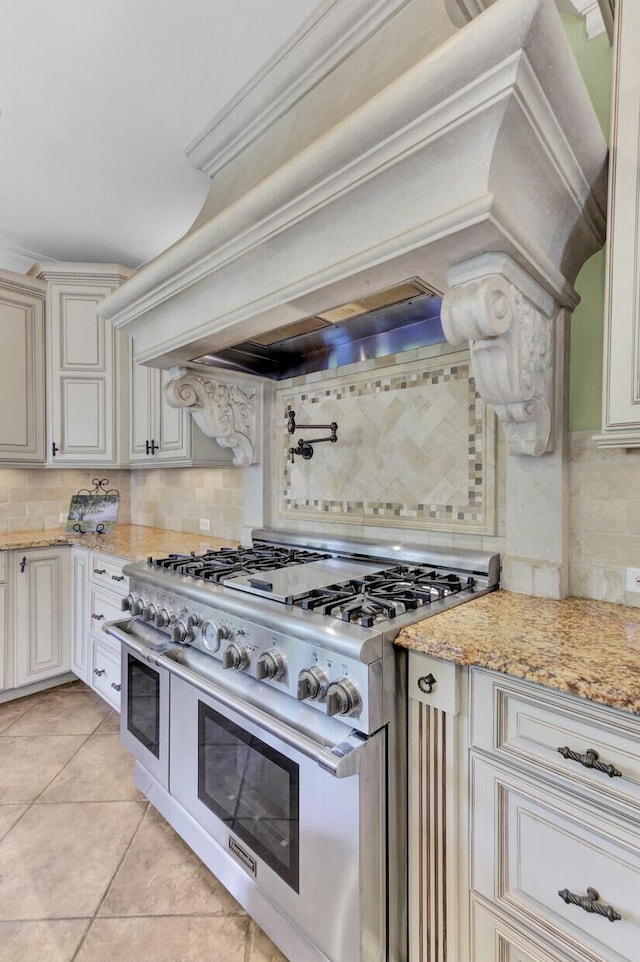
[127,656,160,758]
[198,702,300,892]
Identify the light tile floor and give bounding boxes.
[0,681,287,962]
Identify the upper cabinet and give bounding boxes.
[0,270,46,463]
[595,0,640,447]
[129,345,234,467]
[29,263,132,465]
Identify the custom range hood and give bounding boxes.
[99,0,607,458]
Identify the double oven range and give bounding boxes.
[105,529,499,962]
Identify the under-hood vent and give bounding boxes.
[194,279,444,379]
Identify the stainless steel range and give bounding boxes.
[105,529,499,962]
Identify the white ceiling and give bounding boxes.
[0,0,322,274]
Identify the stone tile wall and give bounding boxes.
[129,467,245,542]
[569,431,640,605]
[0,470,131,533]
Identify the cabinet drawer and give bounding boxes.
[470,669,640,817]
[471,899,569,962]
[89,552,128,593]
[89,585,124,630]
[471,755,640,962]
[91,635,121,710]
[408,651,460,714]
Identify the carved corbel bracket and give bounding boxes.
[441,254,557,457]
[164,368,259,466]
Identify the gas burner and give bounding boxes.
[148,546,331,579]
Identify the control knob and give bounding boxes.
[170,621,193,645]
[141,603,157,623]
[154,608,172,629]
[297,666,328,702]
[222,643,250,671]
[121,592,137,613]
[256,648,287,682]
[130,597,145,616]
[187,613,202,629]
[325,678,362,717]
[201,621,230,653]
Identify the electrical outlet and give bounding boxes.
[199,518,211,532]
[59,512,67,523]
[625,567,640,592]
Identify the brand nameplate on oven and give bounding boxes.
[228,836,257,877]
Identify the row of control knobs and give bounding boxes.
[122,592,362,716]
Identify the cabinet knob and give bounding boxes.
[93,668,106,677]
[93,568,106,575]
[111,682,122,692]
[417,673,437,694]
[19,556,27,573]
[111,574,125,582]
[558,887,621,923]
[52,442,59,457]
[91,613,105,621]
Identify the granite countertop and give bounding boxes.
[0,525,234,561]
[395,590,640,716]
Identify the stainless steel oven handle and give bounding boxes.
[103,617,368,779]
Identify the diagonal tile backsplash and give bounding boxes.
[274,348,497,535]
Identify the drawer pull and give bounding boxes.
[93,568,106,575]
[111,574,125,582]
[417,673,437,694]
[91,613,105,621]
[93,668,106,677]
[111,682,122,692]
[558,887,621,923]
[557,746,622,779]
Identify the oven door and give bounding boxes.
[104,618,170,789]
[169,670,387,962]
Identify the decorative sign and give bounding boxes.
[66,479,119,535]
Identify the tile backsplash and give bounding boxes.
[272,345,501,542]
[0,469,131,532]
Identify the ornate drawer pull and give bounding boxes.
[93,668,106,677]
[557,746,622,779]
[417,673,437,694]
[558,887,621,923]
[93,568,106,575]
[111,682,122,692]
[111,574,125,582]
[91,613,105,621]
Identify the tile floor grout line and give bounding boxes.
[69,801,151,962]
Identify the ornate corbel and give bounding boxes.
[441,254,557,456]
[164,367,259,466]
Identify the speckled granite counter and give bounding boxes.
[0,525,234,561]
[395,590,640,716]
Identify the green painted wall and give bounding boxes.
[560,14,613,431]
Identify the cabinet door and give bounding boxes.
[0,274,46,462]
[70,547,89,682]
[129,355,154,461]
[155,368,189,459]
[596,0,640,446]
[48,282,115,462]
[0,582,6,691]
[14,548,70,687]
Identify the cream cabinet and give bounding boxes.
[595,0,640,447]
[87,550,128,710]
[0,270,46,463]
[29,262,132,465]
[129,346,234,466]
[13,546,70,688]
[0,553,7,691]
[408,652,470,962]
[70,545,89,682]
[468,669,640,962]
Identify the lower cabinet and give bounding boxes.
[408,655,640,962]
[85,549,128,710]
[0,553,7,691]
[13,546,70,688]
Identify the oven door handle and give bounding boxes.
[103,617,369,779]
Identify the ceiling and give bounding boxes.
[0,0,322,274]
